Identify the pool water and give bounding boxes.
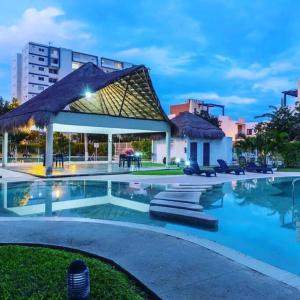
[1,177,300,276]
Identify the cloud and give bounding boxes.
[226,64,270,80]
[0,7,92,59]
[116,47,194,75]
[253,77,293,93]
[174,92,256,105]
[226,60,294,80]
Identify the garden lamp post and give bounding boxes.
[67,260,90,300]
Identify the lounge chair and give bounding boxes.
[246,162,273,174]
[214,159,245,175]
[184,161,217,177]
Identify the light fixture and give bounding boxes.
[85,91,92,99]
[53,187,61,200]
[185,160,191,167]
[175,158,180,167]
[67,260,90,300]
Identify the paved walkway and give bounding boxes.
[1,218,300,300]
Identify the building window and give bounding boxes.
[38,86,44,90]
[38,76,44,81]
[39,67,44,71]
[38,57,45,62]
[51,58,59,64]
[39,48,45,52]
[247,129,253,135]
[49,78,57,83]
[49,68,58,74]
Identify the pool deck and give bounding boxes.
[1,218,300,300]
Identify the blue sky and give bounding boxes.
[0,0,300,120]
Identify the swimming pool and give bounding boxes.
[1,177,300,276]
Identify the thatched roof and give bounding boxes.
[171,112,225,139]
[0,62,170,132]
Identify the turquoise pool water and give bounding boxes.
[1,177,300,276]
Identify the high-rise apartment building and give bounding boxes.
[12,42,134,103]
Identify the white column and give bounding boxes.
[108,133,113,164]
[84,133,88,161]
[2,132,8,167]
[68,133,71,163]
[186,137,190,161]
[165,130,171,167]
[45,123,54,176]
[151,139,154,163]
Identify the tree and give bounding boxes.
[195,110,220,128]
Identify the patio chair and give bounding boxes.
[184,161,217,177]
[246,162,273,174]
[214,159,245,175]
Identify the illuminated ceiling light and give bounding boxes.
[85,91,92,99]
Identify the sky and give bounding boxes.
[0,0,300,121]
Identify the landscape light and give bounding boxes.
[67,260,90,300]
[53,187,61,200]
[85,91,92,99]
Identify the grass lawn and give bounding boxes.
[0,245,146,300]
[141,161,165,167]
[132,168,183,175]
[277,168,300,172]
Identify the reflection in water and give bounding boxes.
[232,177,300,228]
[0,180,164,225]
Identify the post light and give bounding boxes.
[67,260,90,300]
[175,158,180,167]
[85,91,92,99]
[185,160,191,167]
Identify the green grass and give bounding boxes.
[277,168,300,172]
[132,168,183,175]
[141,161,165,167]
[0,245,146,300]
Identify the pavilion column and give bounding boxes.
[151,139,154,162]
[108,133,113,164]
[165,130,171,167]
[84,133,88,161]
[186,137,191,161]
[2,132,8,168]
[45,123,54,176]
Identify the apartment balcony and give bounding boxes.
[235,132,246,140]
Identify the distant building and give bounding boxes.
[169,99,256,142]
[169,99,225,119]
[219,116,256,142]
[12,42,134,103]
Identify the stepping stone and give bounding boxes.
[166,188,206,193]
[150,199,203,211]
[154,191,201,203]
[170,185,212,190]
[150,206,218,228]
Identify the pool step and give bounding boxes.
[166,188,206,193]
[170,184,213,190]
[150,206,218,228]
[150,199,203,211]
[154,191,201,203]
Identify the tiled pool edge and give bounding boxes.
[1,216,300,290]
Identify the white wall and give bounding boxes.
[153,137,232,166]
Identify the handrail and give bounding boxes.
[292,178,300,206]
